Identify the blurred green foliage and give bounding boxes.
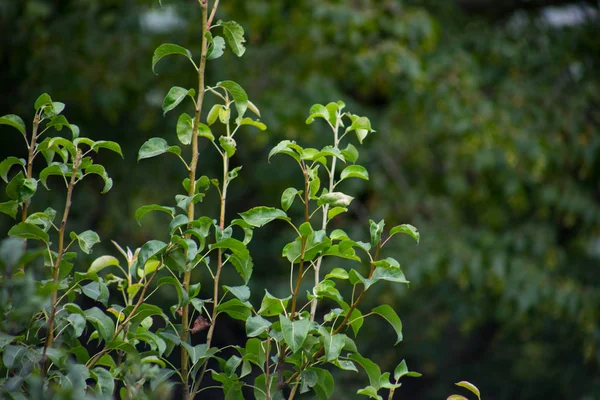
[1,0,599,398]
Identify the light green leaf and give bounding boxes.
[176,113,193,145]
[71,230,101,254]
[447,396,469,400]
[389,224,420,244]
[162,86,195,116]
[305,104,329,124]
[318,192,354,208]
[39,164,69,189]
[455,381,481,400]
[279,315,310,353]
[321,331,346,361]
[268,140,301,163]
[219,136,237,157]
[327,207,347,221]
[135,204,175,225]
[340,165,369,182]
[210,238,253,283]
[238,117,266,131]
[346,115,374,144]
[239,206,289,227]
[372,304,403,345]
[219,21,246,57]
[341,143,359,163]
[88,255,119,274]
[34,93,52,110]
[258,290,291,316]
[198,123,214,141]
[138,137,169,161]
[217,80,248,119]
[357,386,383,400]
[246,315,271,337]
[207,104,222,125]
[207,34,226,60]
[0,115,26,138]
[370,219,385,247]
[152,43,195,74]
[223,285,250,302]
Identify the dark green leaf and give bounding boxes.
[162,86,194,116]
[239,206,289,227]
[258,290,291,317]
[135,204,175,225]
[0,157,25,183]
[246,315,271,337]
[281,187,299,212]
[219,21,246,57]
[39,164,69,189]
[0,200,19,219]
[372,304,403,345]
[0,114,26,138]
[91,140,123,158]
[85,165,113,194]
[217,299,252,321]
[152,43,195,74]
[137,240,168,269]
[34,93,52,110]
[348,353,382,390]
[217,80,248,119]
[279,315,310,353]
[84,307,115,343]
[8,222,49,244]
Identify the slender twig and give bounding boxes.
[207,0,220,27]
[180,1,209,397]
[42,149,82,372]
[310,116,340,321]
[22,112,40,222]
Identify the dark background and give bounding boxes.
[1,0,600,398]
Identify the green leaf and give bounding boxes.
[268,140,301,163]
[88,255,119,274]
[81,281,109,306]
[239,206,289,227]
[258,290,291,317]
[246,315,271,337]
[346,115,375,144]
[207,34,226,60]
[372,304,403,345]
[135,204,175,225]
[455,381,481,400]
[92,367,115,397]
[214,238,254,284]
[8,222,49,244]
[85,164,113,194]
[198,123,214,141]
[340,165,369,182]
[152,43,195,74]
[370,219,385,247]
[341,143,359,163]
[305,104,329,124]
[217,299,252,321]
[219,136,237,157]
[39,164,69,189]
[312,368,335,400]
[348,353,382,390]
[91,140,123,158]
[318,192,354,208]
[181,343,215,365]
[223,285,250,302]
[0,157,26,183]
[71,230,101,254]
[279,315,310,353]
[389,224,420,244]
[357,386,383,400]
[447,396,469,400]
[321,331,346,361]
[207,104,222,125]
[137,240,168,270]
[34,93,52,110]
[219,21,246,57]
[0,114,26,138]
[138,137,169,161]
[327,207,347,221]
[163,86,194,116]
[238,117,266,131]
[217,80,248,119]
[281,187,299,211]
[0,200,19,219]
[84,307,115,343]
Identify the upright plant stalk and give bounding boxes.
[22,112,40,223]
[42,148,82,365]
[310,119,340,321]
[181,0,209,396]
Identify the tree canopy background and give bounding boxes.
[1,0,599,398]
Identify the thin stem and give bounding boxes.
[180,1,209,397]
[289,170,311,318]
[207,0,220,27]
[42,149,82,372]
[310,116,339,321]
[22,112,41,222]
